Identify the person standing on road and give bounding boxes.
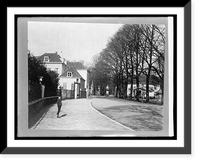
[57,96,62,118]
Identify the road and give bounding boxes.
[32,98,132,131]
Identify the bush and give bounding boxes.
[28,53,46,84]
[28,52,59,101]
[28,83,41,102]
[42,70,59,97]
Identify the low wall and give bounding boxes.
[28,96,58,129]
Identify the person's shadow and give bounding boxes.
[59,114,67,118]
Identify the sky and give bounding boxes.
[28,21,123,63]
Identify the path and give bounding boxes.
[32,98,132,131]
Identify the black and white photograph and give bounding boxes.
[3,3,192,155]
[16,16,174,138]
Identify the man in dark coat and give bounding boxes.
[57,96,62,118]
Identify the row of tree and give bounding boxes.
[90,24,165,103]
[28,52,59,101]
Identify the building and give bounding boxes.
[59,66,86,99]
[37,53,89,99]
[67,61,91,98]
[37,52,67,76]
[127,75,162,98]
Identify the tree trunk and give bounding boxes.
[124,82,128,99]
[116,73,120,98]
[136,75,140,102]
[115,84,118,98]
[119,60,123,98]
[160,77,164,104]
[146,76,150,103]
[125,54,129,99]
[130,57,134,99]
[130,76,133,99]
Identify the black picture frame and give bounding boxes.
[2,1,191,154]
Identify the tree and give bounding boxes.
[90,23,165,104]
[125,25,144,101]
[139,25,155,102]
[140,24,165,103]
[28,52,46,84]
[42,70,59,97]
[151,25,165,104]
[108,24,144,100]
[90,53,111,96]
[28,52,59,98]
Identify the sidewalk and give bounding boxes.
[32,98,131,131]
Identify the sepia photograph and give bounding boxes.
[17,16,173,138]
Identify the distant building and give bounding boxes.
[127,75,162,98]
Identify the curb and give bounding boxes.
[89,99,134,131]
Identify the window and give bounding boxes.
[67,72,72,77]
[44,56,49,62]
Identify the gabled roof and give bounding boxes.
[60,66,84,80]
[37,53,62,63]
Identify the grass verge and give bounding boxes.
[91,98,163,131]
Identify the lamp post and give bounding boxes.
[98,86,100,96]
[39,76,43,84]
[106,85,109,97]
[39,76,45,98]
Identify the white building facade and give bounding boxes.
[37,52,67,76]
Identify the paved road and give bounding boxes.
[32,98,132,131]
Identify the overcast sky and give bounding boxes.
[28,21,123,63]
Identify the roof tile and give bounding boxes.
[60,66,84,80]
[37,53,62,63]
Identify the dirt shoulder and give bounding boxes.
[91,97,164,131]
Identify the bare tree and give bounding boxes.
[91,23,165,104]
[140,24,165,103]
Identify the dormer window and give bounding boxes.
[67,72,72,77]
[44,56,49,62]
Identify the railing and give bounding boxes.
[61,89,86,99]
[62,89,74,100]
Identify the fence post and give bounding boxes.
[59,86,62,99]
[41,85,45,98]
